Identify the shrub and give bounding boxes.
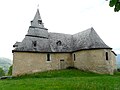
[8,65,12,75]
[0,67,5,76]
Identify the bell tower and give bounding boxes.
[26,8,48,38]
[31,9,44,28]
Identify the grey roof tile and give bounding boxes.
[13,42,21,47]
[72,27,111,51]
[49,32,73,52]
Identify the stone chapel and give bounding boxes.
[12,9,116,76]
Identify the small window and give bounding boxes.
[73,54,76,61]
[56,40,62,46]
[106,52,108,60]
[32,41,37,47]
[60,59,64,61]
[47,54,51,61]
[38,20,42,25]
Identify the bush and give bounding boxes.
[8,65,12,75]
[117,68,120,72]
[0,67,5,76]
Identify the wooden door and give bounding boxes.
[60,59,65,69]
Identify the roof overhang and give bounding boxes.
[72,48,112,53]
[111,51,117,56]
[12,50,71,53]
[12,48,112,53]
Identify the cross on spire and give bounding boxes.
[37,4,39,9]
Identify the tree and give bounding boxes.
[8,65,12,75]
[0,67,5,76]
[109,0,120,12]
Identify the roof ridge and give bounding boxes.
[49,32,72,36]
[73,27,93,36]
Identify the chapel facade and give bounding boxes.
[12,9,117,76]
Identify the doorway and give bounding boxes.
[60,59,65,69]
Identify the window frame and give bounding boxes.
[56,40,62,46]
[73,54,76,61]
[32,41,37,47]
[47,53,51,61]
[38,20,42,25]
[106,52,108,60]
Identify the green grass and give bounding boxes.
[0,69,120,90]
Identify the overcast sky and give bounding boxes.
[0,0,120,60]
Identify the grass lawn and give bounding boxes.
[0,69,120,90]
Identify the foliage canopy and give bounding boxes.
[109,0,120,12]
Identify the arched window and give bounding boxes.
[38,20,42,25]
[56,40,62,46]
[73,54,76,61]
[47,54,51,61]
[32,41,37,47]
[106,52,108,60]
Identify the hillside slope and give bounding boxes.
[0,69,120,90]
[0,57,12,73]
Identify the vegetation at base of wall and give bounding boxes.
[0,67,5,77]
[117,68,120,72]
[8,65,13,75]
[0,69,120,90]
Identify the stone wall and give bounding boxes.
[12,49,116,76]
[12,52,72,76]
[73,49,116,74]
[111,51,117,72]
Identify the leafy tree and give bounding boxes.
[109,0,120,12]
[8,65,13,75]
[0,67,5,76]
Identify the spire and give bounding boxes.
[37,4,39,9]
[31,8,44,28]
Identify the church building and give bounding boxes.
[12,9,116,76]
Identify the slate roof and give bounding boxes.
[49,32,73,52]
[14,35,51,52]
[13,9,111,53]
[31,9,44,28]
[13,27,111,52]
[13,42,21,47]
[72,27,111,51]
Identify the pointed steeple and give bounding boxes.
[26,8,48,39]
[31,9,44,28]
